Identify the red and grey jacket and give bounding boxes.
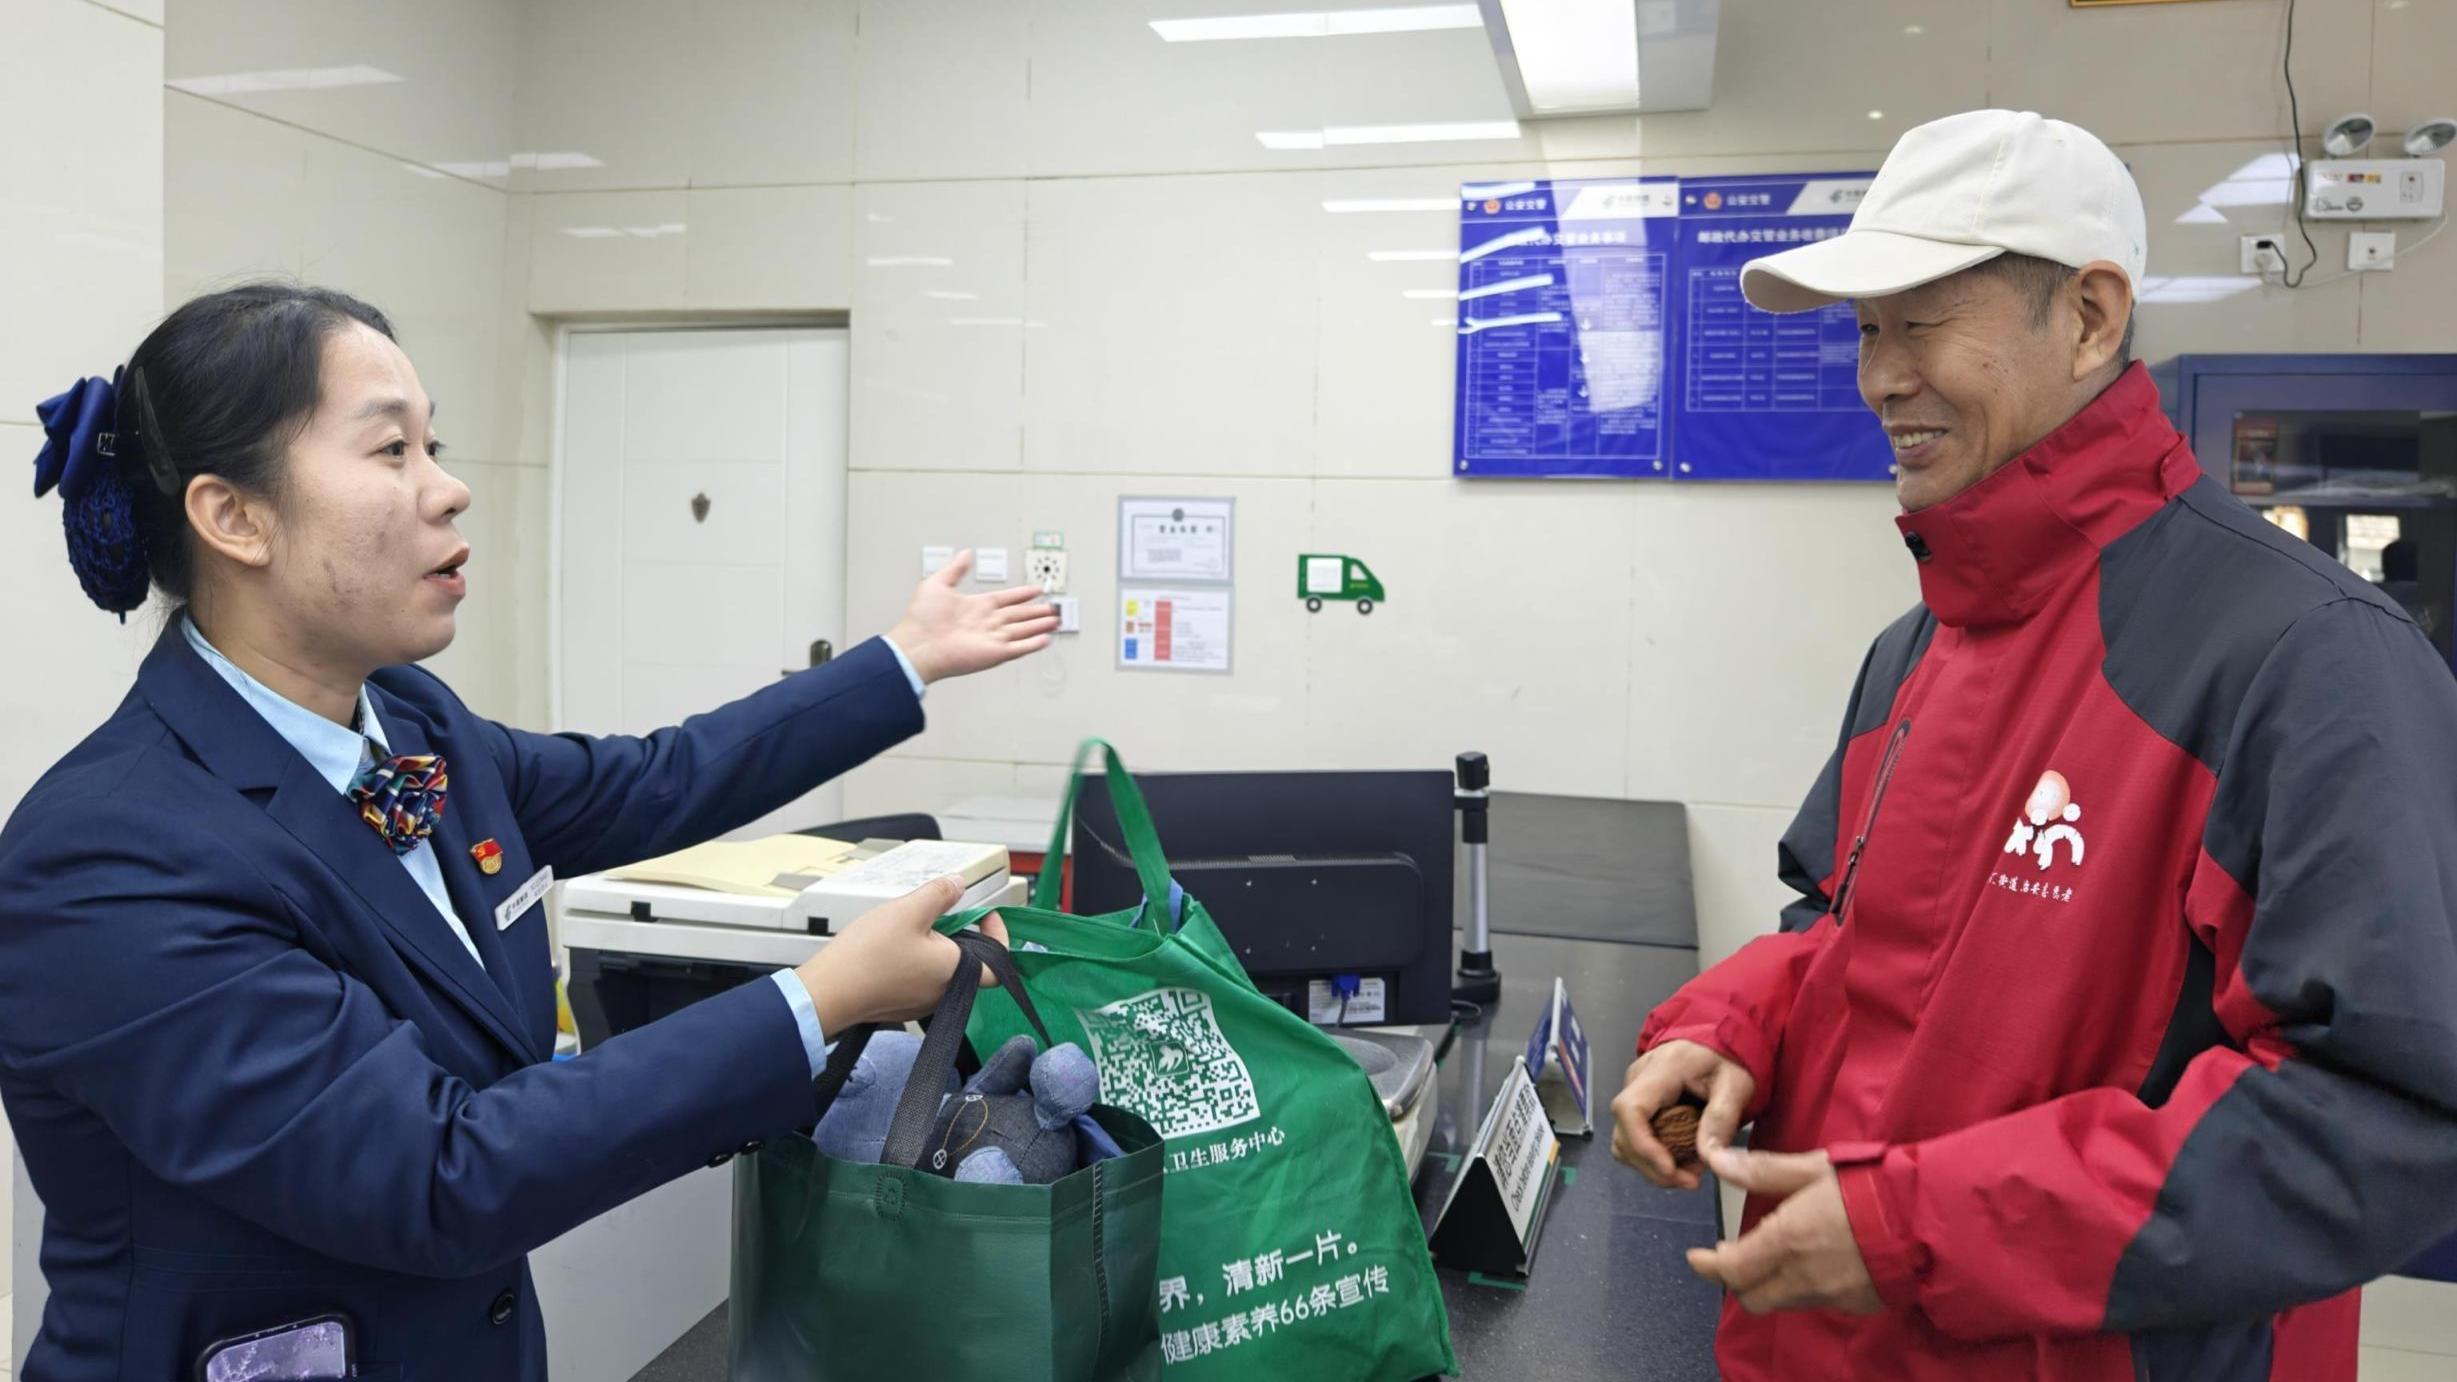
[1641,365,2457,1382]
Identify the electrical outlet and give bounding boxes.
[1052,595,1081,633]
[2241,235,2288,275]
[2349,230,2397,272]
[1026,548,1069,594]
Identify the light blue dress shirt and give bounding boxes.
[183,617,483,963]
[185,619,927,1075]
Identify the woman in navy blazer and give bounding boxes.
[0,283,1057,1379]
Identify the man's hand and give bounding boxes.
[795,878,1011,1036]
[1686,1145,1882,1317]
[887,550,1061,684]
[1611,1039,1756,1190]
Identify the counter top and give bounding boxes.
[631,930,1725,1381]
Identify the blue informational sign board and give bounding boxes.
[1522,977,1593,1137]
[1451,177,1680,479]
[1450,171,1896,483]
[1669,173,1895,482]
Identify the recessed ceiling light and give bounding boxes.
[1259,120,1523,150]
[167,64,403,96]
[1490,0,1641,115]
[1152,5,1480,42]
[1322,197,1457,214]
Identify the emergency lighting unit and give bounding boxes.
[2304,159,2446,221]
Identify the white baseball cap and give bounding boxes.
[1741,109,2147,315]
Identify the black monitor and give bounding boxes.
[1071,770,1454,1026]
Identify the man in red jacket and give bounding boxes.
[1612,108,2457,1381]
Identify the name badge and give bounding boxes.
[496,866,554,932]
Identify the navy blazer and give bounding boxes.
[0,627,925,1380]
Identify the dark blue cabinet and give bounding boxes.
[2153,353,2457,670]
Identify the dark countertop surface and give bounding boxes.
[633,930,1725,1381]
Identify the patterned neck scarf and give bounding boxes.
[349,750,449,856]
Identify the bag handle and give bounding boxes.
[806,931,1052,1160]
[1033,738,1180,927]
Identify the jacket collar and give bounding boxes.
[138,621,294,792]
[138,627,537,1063]
[178,615,383,793]
[1895,363,2200,629]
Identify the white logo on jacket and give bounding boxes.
[2003,770,2086,871]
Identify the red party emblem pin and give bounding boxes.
[471,839,504,876]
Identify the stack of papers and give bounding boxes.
[795,841,1014,931]
[821,839,1008,898]
[605,835,860,899]
[603,835,1014,932]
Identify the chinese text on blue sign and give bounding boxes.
[1452,173,1897,483]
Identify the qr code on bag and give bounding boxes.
[1077,987,1262,1141]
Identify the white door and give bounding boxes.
[555,327,851,844]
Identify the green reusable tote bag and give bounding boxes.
[730,930,1168,1381]
[941,740,1456,1381]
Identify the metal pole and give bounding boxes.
[1454,752,1500,1004]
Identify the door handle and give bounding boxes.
[781,639,835,679]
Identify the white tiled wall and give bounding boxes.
[682,185,856,311]
[167,0,519,180]
[162,80,525,719]
[1987,0,2374,149]
[500,0,2457,954]
[850,0,1033,182]
[525,188,690,312]
[1,0,164,436]
[1022,173,1325,476]
[2363,1276,2457,1381]
[2,3,170,799]
[141,0,2457,1366]
[163,90,309,305]
[850,180,1030,472]
[5,0,167,1362]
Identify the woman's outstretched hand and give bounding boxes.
[886,550,1061,684]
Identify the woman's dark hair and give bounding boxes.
[117,282,395,603]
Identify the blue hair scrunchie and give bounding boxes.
[32,369,151,618]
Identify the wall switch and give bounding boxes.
[2349,230,2397,272]
[1026,548,1070,594]
[2241,235,2288,275]
[922,545,956,575]
[975,548,1010,583]
[1052,595,1081,633]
